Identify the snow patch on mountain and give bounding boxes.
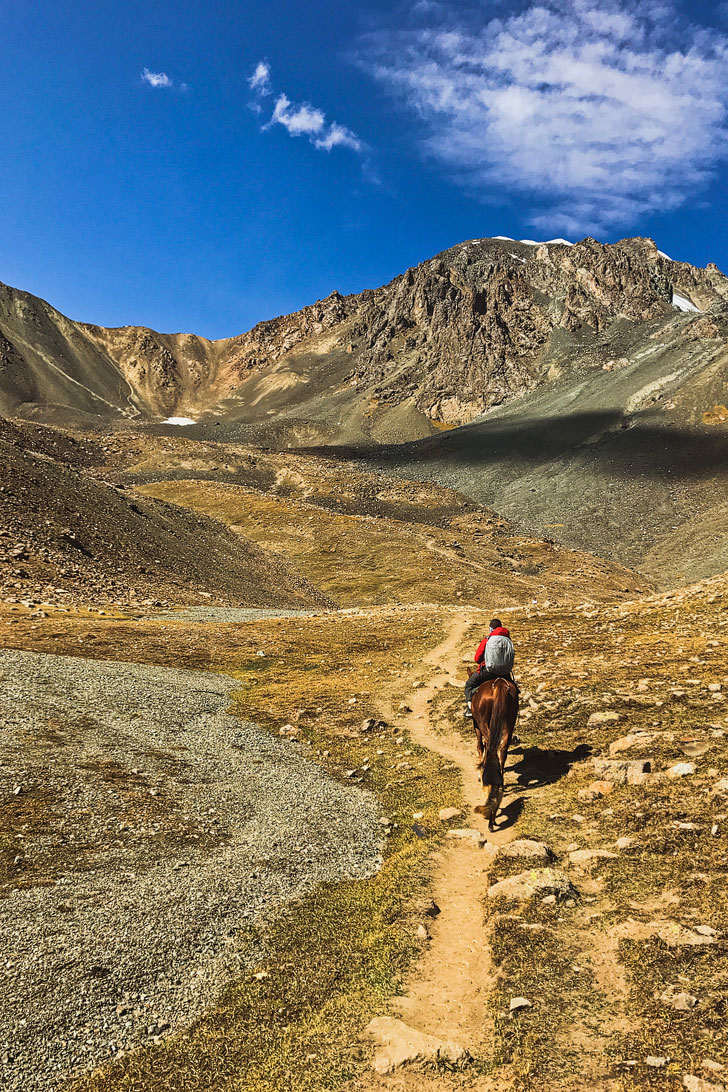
[672,292,701,313]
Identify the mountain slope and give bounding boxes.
[0,419,329,608]
[341,330,728,588]
[1,237,726,443]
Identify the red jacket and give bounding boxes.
[475,627,510,665]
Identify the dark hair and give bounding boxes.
[489,617,502,630]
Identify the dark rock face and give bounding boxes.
[338,236,728,424]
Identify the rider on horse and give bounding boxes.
[464,618,516,718]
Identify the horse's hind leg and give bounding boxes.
[487,786,504,831]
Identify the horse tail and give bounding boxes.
[480,678,511,788]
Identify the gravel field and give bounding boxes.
[147,606,319,623]
[0,650,382,1091]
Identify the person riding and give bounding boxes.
[464,617,516,717]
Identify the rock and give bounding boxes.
[411,681,424,690]
[683,1075,725,1092]
[680,738,711,757]
[659,986,698,1010]
[609,732,653,754]
[424,900,441,918]
[398,703,413,713]
[711,778,728,797]
[587,711,621,728]
[487,868,577,902]
[361,718,377,731]
[364,1016,470,1074]
[667,762,696,778]
[378,817,393,827]
[592,758,651,785]
[446,828,487,846]
[438,807,462,822]
[412,811,424,820]
[578,779,614,801]
[708,683,722,693]
[646,1056,669,1068]
[568,848,619,866]
[498,839,553,861]
[695,925,717,936]
[657,922,716,947]
[615,836,640,850]
[416,924,429,940]
[509,997,532,1012]
[541,894,557,905]
[702,1062,726,1075]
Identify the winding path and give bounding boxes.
[359,612,521,1090]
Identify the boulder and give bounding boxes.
[609,732,653,754]
[667,762,696,778]
[487,867,577,902]
[683,1075,725,1092]
[660,989,697,1011]
[438,806,462,822]
[446,828,487,847]
[364,1016,469,1074]
[587,711,621,728]
[568,848,618,866]
[498,839,553,862]
[578,779,614,801]
[592,758,651,785]
[613,919,716,948]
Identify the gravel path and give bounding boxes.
[0,651,382,1090]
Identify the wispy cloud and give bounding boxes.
[360,0,728,233]
[249,61,362,154]
[141,68,173,89]
[248,60,271,96]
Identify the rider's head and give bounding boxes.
[489,617,502,631]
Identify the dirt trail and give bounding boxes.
[358,612,520,1089]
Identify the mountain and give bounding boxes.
[1,236,726,444]
[2,235,727,586]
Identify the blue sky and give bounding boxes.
[2,0,728,338]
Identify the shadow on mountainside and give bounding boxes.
[297,412,728,482]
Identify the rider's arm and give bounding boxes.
[474,637,488,664]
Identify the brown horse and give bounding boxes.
[472,678,519,830]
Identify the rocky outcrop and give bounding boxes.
[0,236,726,427]
[340,236,728,423]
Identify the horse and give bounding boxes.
[471,677,519,831]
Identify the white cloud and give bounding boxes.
[314,122,362,153]
[248,60,271,95]
[361,0,728,232]
[249,61,362,155]
[270,93,326,136]
[141,68,173,89]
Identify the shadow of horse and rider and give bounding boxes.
[469,675,591,831]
